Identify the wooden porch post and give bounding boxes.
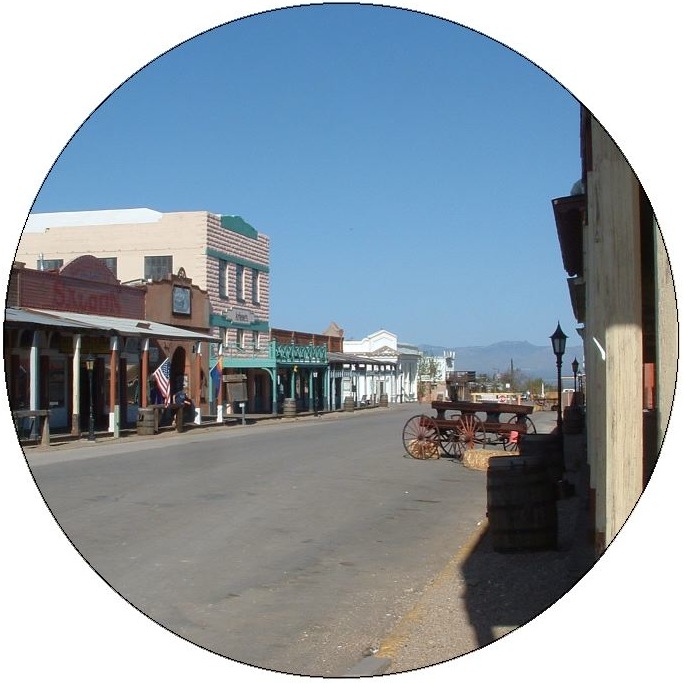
[216,345,224,422]
[193,342,202,424]
[109,336,119,437]
[141,338,149,408]
[71,334,81,436]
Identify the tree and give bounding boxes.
[418,356,441,401]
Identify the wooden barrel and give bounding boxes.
[563,406,584,434]
[518,433,564,483]
[379,393,389,408]
[343,396,355,412]
[487,455,557,552]
[283,398,297,418]
[137,408,156,436]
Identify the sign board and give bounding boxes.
[223,307,255,325]
[224,373,248,402]
[172,285,191,315]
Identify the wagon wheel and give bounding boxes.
[453,414,486,458]
[402,414,441,459]
[503,415,537,451]
[440,422,461,458]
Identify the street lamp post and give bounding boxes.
[571,357,579,393]
[85,355,96,441]
[550,323,567,435]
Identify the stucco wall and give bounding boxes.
[17,211,209,286]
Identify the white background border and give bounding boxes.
[1,2,680,681]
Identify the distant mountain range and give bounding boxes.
[418,340,584,383]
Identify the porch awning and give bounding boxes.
[552,193,585,277]
[4,307,221,343]
[328,352,397,367]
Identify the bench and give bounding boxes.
[12,409,51,446]
[146,403,193,432]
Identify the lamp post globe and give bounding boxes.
[550,323,567,433]
[571,357,579,392]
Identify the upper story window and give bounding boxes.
[236,328,245,349]
[236,264,245,302]
[37,258,63,271]
[251,269,260,304]
[144,255,172,281]
[218,259,228,299]
[98,257,118,278]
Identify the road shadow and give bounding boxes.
[460,435,596,647]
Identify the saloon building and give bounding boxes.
[5,257,218,436]
[17,208,270,417]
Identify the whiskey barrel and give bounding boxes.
[137,408,156,436]
[518,433,564,483]
[487,455,557,552]
[283,398,297,418]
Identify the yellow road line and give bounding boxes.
[377,518,489,660]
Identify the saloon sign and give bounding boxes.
[52,280,122,316]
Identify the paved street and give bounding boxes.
[26,404,526,677]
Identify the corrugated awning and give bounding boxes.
[4,307,221,343]
[328,351,396,366]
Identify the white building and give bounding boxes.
[343,329,421,402]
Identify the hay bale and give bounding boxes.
[462,449,516,471]
[406,439,441,459]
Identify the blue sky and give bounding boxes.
[29,4,580,348]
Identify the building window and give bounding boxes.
[98,257,118,278]
[144,255,173,281]
[252,269,260,304]
[218,259,228,299]
[236,329,245,349]
[37,258,63,271]
[236,264,245,301]
[252,331,260,350]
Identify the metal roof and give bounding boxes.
[4,307,220,343]
[328,351,396,366]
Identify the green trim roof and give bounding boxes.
[206,247,269,273]
[220,215,259,239]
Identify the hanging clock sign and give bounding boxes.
[172,285,191,315]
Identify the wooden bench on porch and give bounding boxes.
[145,403,193,432]
[12,409,51,447]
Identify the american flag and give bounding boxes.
[152,357,171,406]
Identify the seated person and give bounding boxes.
[173,388,194,423]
